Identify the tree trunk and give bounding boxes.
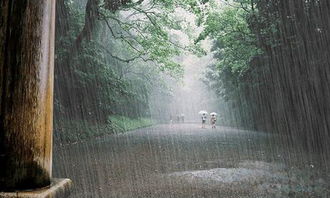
[0,0,56,191]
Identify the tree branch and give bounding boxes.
[96,42,153,63]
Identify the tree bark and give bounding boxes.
[0,0,56,191]
[74,0,100,49]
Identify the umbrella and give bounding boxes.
[199,110,208,115]
[210,112,217,116]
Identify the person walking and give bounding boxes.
[210,114,217,129]
[210,112,217,129]
[201,113,207,128]
[177,114,181,123]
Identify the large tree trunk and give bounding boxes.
[0,0,56,191]
[74,0,100,49]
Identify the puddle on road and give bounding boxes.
[166,160,329,197]
[168,161,286,184]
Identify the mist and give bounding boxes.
[8,0,328,197]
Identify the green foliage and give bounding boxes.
[98,2,187,77]
[54,119,112,143]
[196,1,264,105]
[199,2,261,74]
[108,115,154,133]
[54,116,154,144]
[195,0,268,130]
[55,0,188,125]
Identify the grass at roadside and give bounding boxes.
[108,115,154,133]
[54,116,154,145]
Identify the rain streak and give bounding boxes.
[1,0,330,198]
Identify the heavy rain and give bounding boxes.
[0,0,330,198]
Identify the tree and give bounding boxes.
[54,0,206,123]
[197,0,330,152]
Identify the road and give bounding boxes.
[53,124,329,198]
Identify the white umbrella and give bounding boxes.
[210,112,217,116]
[199,110,208,115]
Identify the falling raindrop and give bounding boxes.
[50,0,330,198]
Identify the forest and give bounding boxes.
[55,0,330,153]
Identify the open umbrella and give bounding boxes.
[199,110,208,115]
[210,112,217,116]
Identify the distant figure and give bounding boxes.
[170,115,173,125]
[201,113,207,128]
[210,114,217,129]
[181,113,185,123]
[177,114,181,123]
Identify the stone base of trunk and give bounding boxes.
[0,179,72,198]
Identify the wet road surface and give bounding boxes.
[54,124,329,198]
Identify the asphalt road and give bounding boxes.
[53,124,329,198]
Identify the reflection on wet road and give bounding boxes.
[54,124,329,198]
